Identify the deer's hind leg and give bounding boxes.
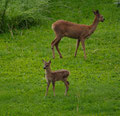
[74,39,80,57]
[51,39,56,59]
[51,35,62,59]
[63,79,69,96]
[55,40,63,58]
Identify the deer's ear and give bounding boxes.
[93,10,96,15]
[96,10,99,14]
[49,60,51,64]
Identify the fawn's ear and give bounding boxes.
[49,60,51,64]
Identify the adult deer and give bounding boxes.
[51,10,105,59]
[43,60,70,96]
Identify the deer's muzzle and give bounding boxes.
[43,67,46,69]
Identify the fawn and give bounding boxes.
[51,10,105,59]
[43,60,70,96]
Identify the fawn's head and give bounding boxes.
[93,10,105,22]
[42,60,51,69]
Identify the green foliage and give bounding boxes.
[0,0,50,33]
[0,0,120,115]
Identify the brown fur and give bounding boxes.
[43,60,70,96]
[51,10,105,59]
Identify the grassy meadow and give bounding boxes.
[0,0,120,115]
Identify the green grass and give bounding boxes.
[0,0,120,115]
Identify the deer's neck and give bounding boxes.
[89,16,99,34]
[45,67,52,75]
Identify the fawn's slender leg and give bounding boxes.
[74,39,80,57]
[81,39,86,59]
[52,81,55,96]
[64,80,69,96]
[55,40,63,58]
[45,81,51,96]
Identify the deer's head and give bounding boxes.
[93,10,105,22]
[42,60,51,69]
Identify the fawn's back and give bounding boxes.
[47,69,69,81]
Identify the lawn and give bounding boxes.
[0,0,120,115]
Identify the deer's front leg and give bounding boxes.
[52,81,55,96]
[45,81,51,96]
[81,39,86,59]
